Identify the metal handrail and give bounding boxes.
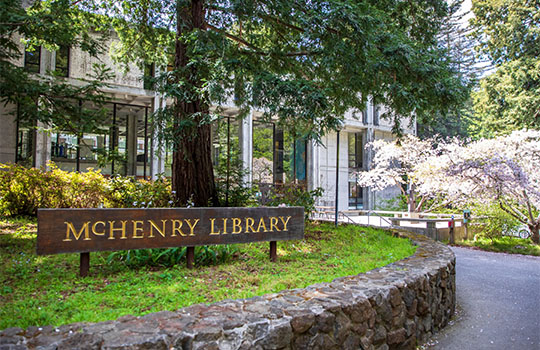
[339,211,356,224]
[365,210,394,227]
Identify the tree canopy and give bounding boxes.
[416,130,540,243]
[469,0,540,137]
[91,0,468,205]
[3,0,469,206]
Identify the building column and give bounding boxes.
[32,48,54,170]
[33,121,51,170]
[239,110,253,185]
[126,114,137,175]
[151,94,165,179]
[0,103,18,164]
[337,131,348,211]
[307,140,320,192]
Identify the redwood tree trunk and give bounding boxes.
[172,0,217,207]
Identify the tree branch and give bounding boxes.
[522,190,534,223]
[238,49,321,57]
[498,199,528,223]
[205,23,263,52]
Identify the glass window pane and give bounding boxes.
[24,47,40,73]
[55,46,69,77]
[252,122,274,184]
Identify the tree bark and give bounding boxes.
[407,184,417,213]
[172,0,218,207]
[529,222,539,245]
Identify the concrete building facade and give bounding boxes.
[1,36,415,210]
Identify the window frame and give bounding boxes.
[24,46,41,73]
[55,45,70,77]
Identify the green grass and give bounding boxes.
[457,235,540,256]
[0,218,416,330]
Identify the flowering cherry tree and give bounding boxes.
[356,135,437,213]
[417,130,540,244]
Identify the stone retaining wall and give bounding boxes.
[0,229,455,350]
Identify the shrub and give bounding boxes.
[267,184,323,219]
[471,202,520,241]
[107,245,238,267]
[0,163,176,217]
[0,163,108,216]
[105,174,175,208]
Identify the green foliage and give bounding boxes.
[252,126,273,160]
[0,0,113,133]
[470,0,539,65]
[468,0,540,136]
[267,185,323,219]
[106,174,176,208]
[0,219,416,329]
[470,58,540,137]
[212,121,258,207]
[107,245,237,268]
[104,0,468,139]
[459,236,540,256]
[0,163,176,217]
[0,163,108,216]
[471,202,520,241]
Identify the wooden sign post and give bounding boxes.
[37,207,304,276]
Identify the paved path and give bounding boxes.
[424,247,540,350]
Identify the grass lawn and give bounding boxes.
[456,235,540,256]
[0,217,416,330]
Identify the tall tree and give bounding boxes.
[417,0,483,139]
[469,0,540,137]
[416,130,540,244]
[86,0,468,206]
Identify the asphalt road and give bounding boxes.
[424,246,540,350]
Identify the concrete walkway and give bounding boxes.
[423,247,540,350]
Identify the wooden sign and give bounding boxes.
[37,207,304,275]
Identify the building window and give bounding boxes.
[348,132,363,169]
[50,102,152,178]
[16,126,33,166]
[348,132,365,210]
[24,47,41,73]
[55,46,70,77]
[348,180,364,210]
[373,105,380,126]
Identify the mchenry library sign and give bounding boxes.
[37,207,304,276]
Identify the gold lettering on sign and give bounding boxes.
[108,220,127,240]
[245,217,256,233]
[269,217,280,232]
[132,220,144,239]
[279,216,291,231]
[209,218,220,235]
[63,221,91,241]
[222,218,228,234]
[91,221,106,236]
[149,220,167,238]
[257,217,269,232]
[232,218,242,234]
[171,220,185,237]
[185,219,199,236]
